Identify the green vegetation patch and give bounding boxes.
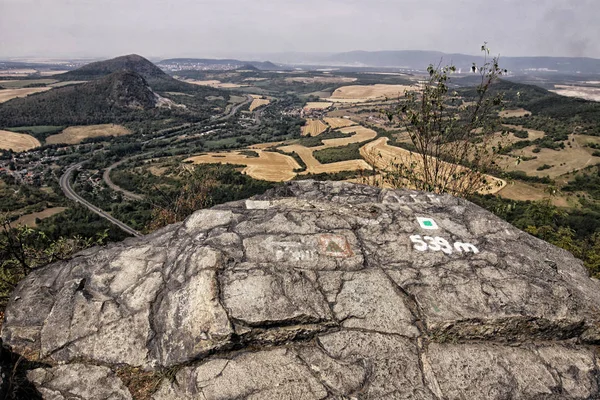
[0,79,57,89]
[239,150,259,158]
[313,140,373,164]
[295,130,348,147]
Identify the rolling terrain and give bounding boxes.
[0,55,230,128]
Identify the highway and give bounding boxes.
[59,163,142,237]
[214,94,253,121]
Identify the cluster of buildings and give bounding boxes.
[159,61,245,72]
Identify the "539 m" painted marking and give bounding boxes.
[410,235,479,255]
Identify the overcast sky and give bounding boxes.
[1,0,599,60]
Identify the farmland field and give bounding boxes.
[49,81,86,88]
[0,79,57,88]
[12,207,68,227]
[499,108,532,118]
[323,117,356,129]
[185,149,300,181]
[502,125,545,140]
[249,97,270,111]
[0,130,41,151]
[45,124,131,145]
[322,125,377,147]
[0,87,52,103]
[327,84,416,102]
[304,102,333,110]
[187,124,378,181]
[302,119,328,136]
[278,126,377,175]
[498,182,569,207]
[550,85,600,102]
[360,137,506,195]
[500,135,598,179]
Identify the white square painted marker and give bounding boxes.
[417,217,438,230]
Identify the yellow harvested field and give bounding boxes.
[46,124,131,145]
[12,207,67,227]
[39,70,70,76]
[302,119,328,136]
[0,87,51,103]
[188,125,378,181]
[329,84,416,100]
[304,102,333,110]
[49,81,86,88]
[278,126,377,175]
[550,85,600,102]
[185,150,300,182]
[360,137,506,195]
[501,134,597,178]
[323,126,377,148]
[277,144,371,175]
[303,159,372,175]
[498,182,569,207]
[499,108,532,118]
[0,130,41,152]
[249,98,270,111]
[323,117,356,129]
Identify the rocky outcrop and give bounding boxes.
[2,181,600,399]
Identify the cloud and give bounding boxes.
[0,0,598,58]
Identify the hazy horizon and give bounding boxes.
[1,0,599,60]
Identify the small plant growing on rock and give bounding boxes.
[368,44,506,197]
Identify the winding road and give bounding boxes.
[215,94,253,121]
[60,94,255,237]
[103,158,145,201]
[60,162,142,237]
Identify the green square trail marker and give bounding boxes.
[417,217,438,230]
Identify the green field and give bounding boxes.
[0,79,57,88]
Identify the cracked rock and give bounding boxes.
[1,180,600,399]
[27,364,132,400]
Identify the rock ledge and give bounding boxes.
[2,181,600,399]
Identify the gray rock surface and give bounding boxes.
[2,180,600,399]
[27,364,132,400]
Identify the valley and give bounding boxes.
[0,53,599,279]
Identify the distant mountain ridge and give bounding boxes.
[0,54,229,128]
[58,54,166,80]
[309,50,600,74]
[254,50,600,74]
[57,54,199,92]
